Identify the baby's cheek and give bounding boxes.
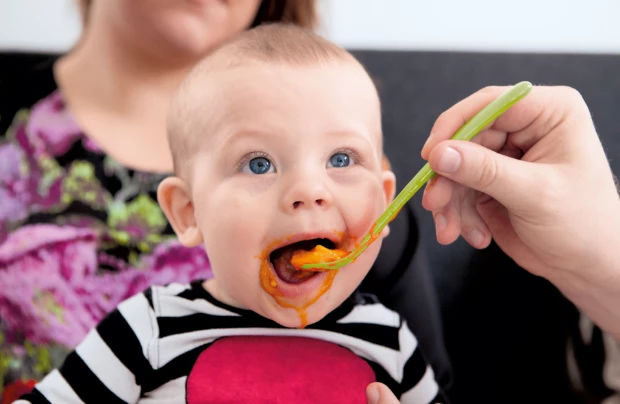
[202,196,267,263]
[341,181,385,239]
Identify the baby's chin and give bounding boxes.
[257,295,337,329]
[266,310,327,329]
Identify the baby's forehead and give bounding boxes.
[186,61,379,120]
[169,60,383,167]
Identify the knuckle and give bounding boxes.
[478,85,499,97]
[476,153,500,189]
[555,86,588,114]
[434,109,451,128]
[557,85,583,101]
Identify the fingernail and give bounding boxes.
[421,135,432,156]
[469,229,484,246]
[367,385,380,404]
[436,147,461,173]
[434,212,447,231]
[426,176,438,191]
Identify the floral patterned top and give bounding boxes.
[0,90,211,391]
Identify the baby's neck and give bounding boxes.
[202,278,244,309]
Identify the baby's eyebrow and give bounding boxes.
[323,129,375,140]
[217,127,381,158]
[322,130,381,154]
[218,129,281,150]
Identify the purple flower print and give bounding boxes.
[0,144,30,227]
[133,240,211,294]
[80,242,211,317]
[0,225,99,347]
[0,224,211,348]
[25,91,82,157]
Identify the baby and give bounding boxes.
[17,24,441,403]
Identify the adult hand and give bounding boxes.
[421,85,620,338]
[366,382,399,404]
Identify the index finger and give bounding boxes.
[420,85,589,159]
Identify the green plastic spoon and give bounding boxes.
[299,81,533,271]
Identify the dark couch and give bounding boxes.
[2,50,619,403]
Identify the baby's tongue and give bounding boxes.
[270,245,316,284]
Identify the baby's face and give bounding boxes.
[186,61,394,327]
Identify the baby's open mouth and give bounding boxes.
[269,238,336,284]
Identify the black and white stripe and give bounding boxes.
[18,281,441,403]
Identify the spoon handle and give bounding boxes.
[301,81,533,271]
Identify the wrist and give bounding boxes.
[555,274,620,340]
[547,210,620,339]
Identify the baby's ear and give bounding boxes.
[380,169,396,239]
[157,176,203,247]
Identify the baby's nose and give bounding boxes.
[282,175,332,213]
[292,198,327,209]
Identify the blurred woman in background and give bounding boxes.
[0,0,316,394]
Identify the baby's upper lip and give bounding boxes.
[269,231,343,254]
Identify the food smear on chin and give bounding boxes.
[290,245,348,271]
[258,237,345,328]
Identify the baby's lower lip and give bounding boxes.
[273,270,329,299]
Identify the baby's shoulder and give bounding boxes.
[345,292,402,328]
[142,280,236,319]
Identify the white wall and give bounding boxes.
[0,0,82,52]
[1,0,619,54]
[320,0,620,53]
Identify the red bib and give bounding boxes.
[186,335,376,403]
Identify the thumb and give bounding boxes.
[366,382,399,404]
[428,140,544,211]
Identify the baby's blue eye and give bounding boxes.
[248,156,272,174]
[328,152,350,168]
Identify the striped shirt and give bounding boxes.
[17,281,442,403]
